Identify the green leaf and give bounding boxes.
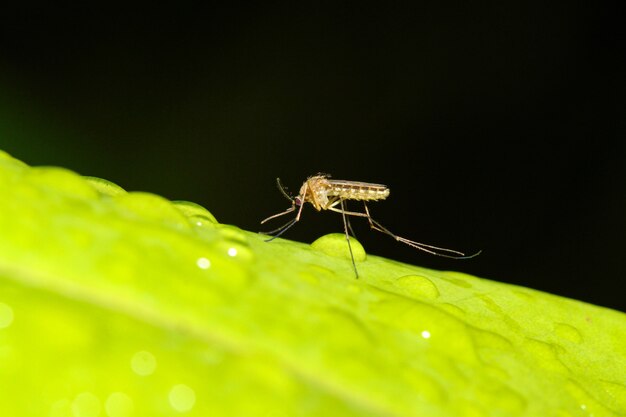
[0,149,625,417]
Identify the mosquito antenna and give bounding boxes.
[276,178,293,202]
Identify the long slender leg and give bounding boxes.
[262,217,299,241]
[346,218,357,240]
[327,204,478,259]
[362,203,478,258]
[262,184,309,242]
[340,199,359,278]
[260,205,295,225]
[338,200,358,239]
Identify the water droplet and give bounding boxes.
[172,200,218,224]
[28,167,99,200]
[398,366,446,403]
[297,271,320,285]
[438,303,466,317]
[566,379,614,416]
[196,257,211,269]
[305,264,336,278]
[523,338,570,374]
[318,307,374,346]
[216,226,254,262]
[0,150,28,169]
[346,282,363,294]
[470,327,512,351]
[116,192,190,231]
[311,233,366,262]
[131,351,157,376]
[421,330,431,339]
[598,379,626,411]
[0,302,14,328]
[370,298,477,362]
[554,322,582,344]
[469,327,514,377]
[216,241,254,262]
[169,384,196,412]
[83,176,127,197]
[394,275,440,299]
[105,392,134,417]
[439,272,473,288]
[189,215,216,229]
[217,225,248,244]
[71,392,101,417]
[50,399,72,417]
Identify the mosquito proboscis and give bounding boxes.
[260,174,480,278]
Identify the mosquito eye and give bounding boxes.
[294,197,302,206]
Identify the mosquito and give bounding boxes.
[260,174,480,278]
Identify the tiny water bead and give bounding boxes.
[82,176,127,197]
[115,192,191,231]
[27,167,100,201]
[0,302,14,328]
[554,322,583,344]
[421,330,432,339]
[0,150,28,169]
[523,337,570,374]
[196,257,211,269]
[394,275,440,299]
[49,399,72,417]
[215,226,254,262]
[130,350,157,376]
[439,271,474,288]
[172,200,218,224]
[214,240,254,262]
[71,392,101,417]
[188,215,216,228]
[105,392,134,417]
[310,233,366,262]
[169,384,196,412]
[217,225,248,245]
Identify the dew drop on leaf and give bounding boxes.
[169,384,196,412]
[130,351,157,376]
[0,302,14,328]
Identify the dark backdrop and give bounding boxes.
[1,5,623,311]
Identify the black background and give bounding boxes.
[1,5,623,311]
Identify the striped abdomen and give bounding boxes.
[327,180,390,201]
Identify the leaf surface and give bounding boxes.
[0,150,625,417]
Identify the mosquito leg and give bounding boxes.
[261,216,299,236]
[263,198,306,242]
[362,203,477,258]
[340,199,359,279]
[260,205,295,225]
[363,203,396,236]
[328,198,357,239]
[338,200,358,239]
[262,184,308,242]
[265,219,298,242]
[326,201,370,218]
[346,217,357,240]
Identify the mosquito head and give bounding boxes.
[294,196,303,206]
